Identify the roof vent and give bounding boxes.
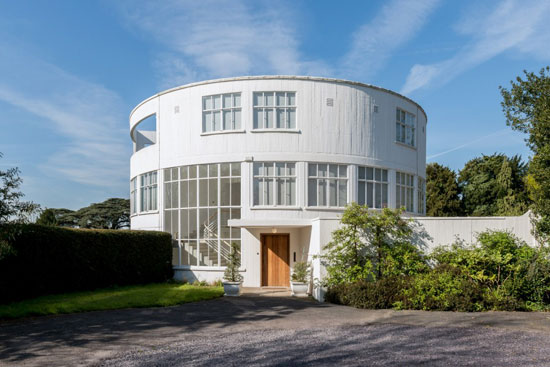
[373,105,379,113]
[326,98,334,107]
[174,106,180,114]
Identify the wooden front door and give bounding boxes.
[261,234,290,287]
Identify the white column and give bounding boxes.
[389,169,396,209]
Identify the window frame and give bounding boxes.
[202,93,242,133]
[138,171,158,213]
[252,91,297,130]
[357,166,389,209]
[396,171,414,212]
[307,163,348,208]
[417,177,426,215]
[252,162,297,207]
[395,108,416,147]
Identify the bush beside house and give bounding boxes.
[323,204,550,311]
[0,224,173,303]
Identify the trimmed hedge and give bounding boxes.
[0,224,173,303]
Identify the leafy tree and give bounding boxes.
[458,154,529,216]
[500,66,550,241]
[36,208,57,226]
[0,153,40,224]
[320,203,425,287]
[425,163,463,216]
[75,198,130,229]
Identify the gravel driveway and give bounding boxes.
[2,296,550,366]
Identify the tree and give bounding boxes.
[75,198,130,229]
[425,163,463,216]
[458,154,529,216]
[500,67,550,241]
[0,153,40,224]
[36,208,57,226]
[320,203,424,286]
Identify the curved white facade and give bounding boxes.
[129,76,427,294]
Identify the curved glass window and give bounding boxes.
[396,172,414,212]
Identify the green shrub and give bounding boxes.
[0,224,173,303]
[326,276,410,309]
[291,261,311,283]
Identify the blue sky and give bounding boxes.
[1,0,548,210]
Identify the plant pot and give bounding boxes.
[223,281,242,296]
[291,281,308,297]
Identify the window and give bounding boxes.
[164,163,241,268]
[418,177,425,214]
[139,171,158,212]
[130,178,137,215]
[253,92,296,129]
[396,172,414,212]
[202,93,241,132]
[396,108,416,147]
[253,162,296,206]
[358,166,388,209]
[308,163,347,207]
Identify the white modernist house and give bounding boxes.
[129,76,427,300]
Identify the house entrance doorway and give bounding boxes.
[261,234,290,287]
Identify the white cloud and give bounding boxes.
[0,42,129,188]
[116,0,330,89]
[401,0,550,94]
[340,0,440,80]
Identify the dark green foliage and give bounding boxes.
[0,153,40,224]
[325,276,409,309]
[35,208,58,226]
[426,163,463,216]
[458,154,529,216]
[291,261,310,283]
[0,224,173,303]
[223,242,243,282]
[49,198,130,229]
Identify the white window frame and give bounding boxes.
[253,162,297,207]
[357,166,388,209]
[396,108,416,147]
[307,163,348,208]
[396,172,414,212]
[253,91,296,130]
[202,93,242,133]
[139,171,158,213]
[417,177,426,215]
[130,178,137,215]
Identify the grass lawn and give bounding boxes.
[0,283,224,320]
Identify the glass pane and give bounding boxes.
[375,168,381,181]
[382,170,388,182]
[213,95,221,109]
[231,178,241,206]
[358,166,365,180]
[358,181,365,205]
[382,183,388,208]
[231,209,241,237]
[213,111,221,131]
[207,208,218,238]
[221,163,230,177]
[329,165,338,178]
[199,179,208,206]
[171,209,178,237]
[172,240,179,266]
[276,92,285,106]
[203,112,211,132]
[266,93,274,106]
[189,165,197,179]
[164,183,172,209]
[276,162,285,176]
[308,163,317,177]
[188,208,197,239]
[164,168,171,182]
[287,163,295,176]
[318,164,327,177]
[253,178,260,206]
[266,178,274,205]
[231,162,240,176]
[338,180,347,207]
[220,208,231,238]
[288,108,296,129]
[367,167,373,180]
[199,165,208,178]
[182,240,195,266]
[288,178,296,206]
[204,96,211,110]
[253,109,262,129]
[287,93,295,105]
[164,210,171,233]
[180,209,188,238]
[375,183,382,208]
[308,179,317,206]
[171,181,178,208]
[277,108,285,128]
[199,208,208,239]
[253,92,262,106]
[277,178,284,205]
[221,178,231,206]
[223,94,232,108]
[209,164,218,177]
[180,166,188,180]
[233,93,241,107]
[367,182,374,208]
[188,179,197,207]
[208,178,217,206]
[329,179,337,206]
[233,109,241,130]
[266,109,274,128]
[396,109,401,121]
[220,240,231,267]
[253,162,261,176]
[223,110,232,130]
[318,179,327,206]
[266,162,274,176]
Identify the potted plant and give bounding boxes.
[223,242,243,296]
[291,261,310,297]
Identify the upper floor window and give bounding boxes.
[130,178,137,215]
[308,163,347,207]
[202,93,241,133]
[396,172,414,212]
[253,92,296,129]
[417,177,426,215]
[140,171,158,212]
[253,162,296,206]
[396,108,416,147]
[358,166,388,209]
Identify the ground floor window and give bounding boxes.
[253,162,296,206]
[396,171,414,212]
[417,177,425,214]
[358,166,388,208]
[308,163,348,207]
[164,163,241,267]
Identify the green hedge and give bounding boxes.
[0,224,173,303]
